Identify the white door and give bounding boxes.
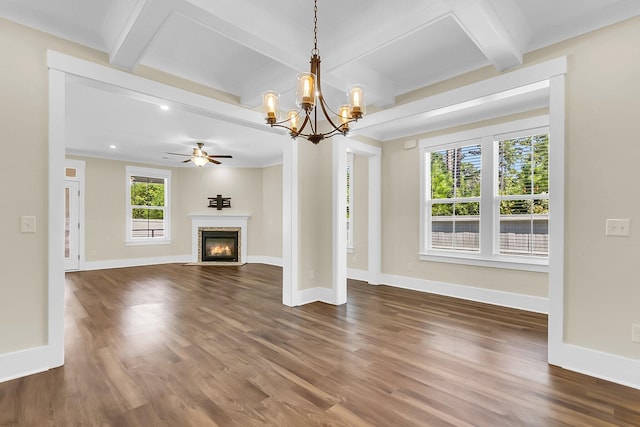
[64,180,79,271]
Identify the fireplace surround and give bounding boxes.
[189,213,249,265]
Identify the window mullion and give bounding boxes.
[480,136,494,257]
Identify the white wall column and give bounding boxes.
[282,140,298,306]
[333,138,348,305]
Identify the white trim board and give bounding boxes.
[81,255,281,271]
[347,268,369,282]
[557,344,640,391]
[381,273,548,314]
[354,57,566,135]
[0,346,52,384]
[294,286,339,306]
[246,256,283,267]
[81,255,191,271]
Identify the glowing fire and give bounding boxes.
[209,244,232,256]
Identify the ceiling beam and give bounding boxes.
[109,0,174,70]
[447,0,523,71]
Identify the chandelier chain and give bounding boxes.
[312,0,319,54]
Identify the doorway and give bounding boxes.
[64,160,85,272]
[64,180,79,271]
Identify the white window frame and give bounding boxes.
[419,116,549,272]
[125,166,171,245]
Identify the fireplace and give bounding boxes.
[190,214,249,265]
[199,228,240,263]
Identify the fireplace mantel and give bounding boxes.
[189,213,250,264]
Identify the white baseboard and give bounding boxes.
[380,273,549,314]
[347,268,369,282]
[81,255,192,271]
[554,343,640,390]
[0,345,55,383]
[247,256,283,267]
[82,255,283,271]
[294,286,338,306]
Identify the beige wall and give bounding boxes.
[0,16,254,354]
[72,156,273,262]
[381,114,549,297]
[262,164,283,259]
[538,17,640,358]
[347,154,369,271]
[297,141,333,290]
[2,11,640,367]
[177,166,265,257]
[385,16,640,359]
[79,158,187,260]
[0,19,110,354]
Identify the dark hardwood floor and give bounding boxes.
[1,263,639,426]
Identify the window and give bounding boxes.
[420,117,549,271]
[126,166,171,245]
[346,152,354,250]
[429,143,481,252]
[497,133,549,257]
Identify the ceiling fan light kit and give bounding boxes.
[191,143,214,166]
[262,0,365,144]
[166,142,232,166]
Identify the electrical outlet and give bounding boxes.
[632,324,640,343]
[606,219,630,237]
[21,216,36,233]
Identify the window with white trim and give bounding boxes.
[497,132,549,257]
[126,166,171,245]
[346,152,354,250]
[420,117,550,270]
[429,143,481,252]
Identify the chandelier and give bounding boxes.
[262,0,365,144]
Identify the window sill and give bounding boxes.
[126,239,171,246]
[419,251,548,273]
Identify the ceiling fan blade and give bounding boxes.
[207,155,233,158]
[166,152,191,156]
[182,159,192,163]
[208,159,222,165]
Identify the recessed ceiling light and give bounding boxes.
[109,144,117,149]
[160,105,170,111]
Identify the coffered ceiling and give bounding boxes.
[2,0,639,166]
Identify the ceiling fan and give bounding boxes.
[166,142,232,166]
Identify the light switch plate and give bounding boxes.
[605,219,630,237]
[21,216,36,233]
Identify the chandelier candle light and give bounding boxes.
[262,0,365,144]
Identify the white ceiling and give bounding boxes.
[2,0,639,167]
